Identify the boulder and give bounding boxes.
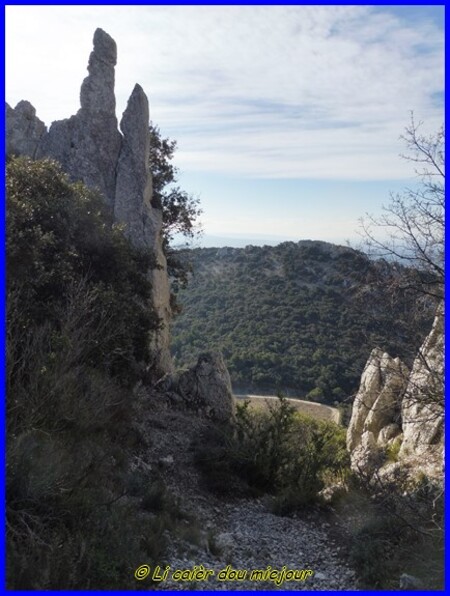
[399,573,423,590]
[167,353,234,422]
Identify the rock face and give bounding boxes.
[115,84,153,246]
[347,304,444,479]
[114,83,172,371]
[39,28,122,207]
[163,353,235,422]
[6,101,47,158]
[6,29,172,372]
[347,348,409,473]
[400,303,444,459]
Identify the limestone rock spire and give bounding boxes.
[6,29,173,373]
[115,83,152,245]
[80,28,117,116]
[39,29,122,206]
[115,83,172,372]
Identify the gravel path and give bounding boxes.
[161,497,357,591]
[138,396,358,591]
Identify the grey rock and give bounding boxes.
[115,84,153,246]
[6,28,173,373]
[399,573,423,590]
[80,28,117,115]
[348,304,444,480]
[347,348,408,472]
[400,303,444,461]
[40,28,122,206]
[6,100,47,158]
[170,353,234,422]
[114,84,172,371]
[378,423,401,446]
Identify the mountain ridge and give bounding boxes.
[172,240,434,404]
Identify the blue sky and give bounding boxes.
[5,5,445,247]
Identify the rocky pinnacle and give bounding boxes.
[6,28,173,373]
[80,28,117,116]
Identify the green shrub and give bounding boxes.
[193,422,254,497]
[6,158,164,589]
[348,474,444,590]
[385,437,402,463]
[195,397,350,510]
[7,157,160,388]
[351,513,407,588]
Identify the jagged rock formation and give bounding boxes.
[160,352,235,422]
[347,348,409,473]
[38,28,122,207]
[6,29,172,372]
[347,304,444,479]
[400,302,444,459]
[6,100,47,158]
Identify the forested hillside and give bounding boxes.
[172,241,434,404]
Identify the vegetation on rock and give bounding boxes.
[149,123,202,290]
[6,157,174,589]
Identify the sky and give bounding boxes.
[5,5,445,247]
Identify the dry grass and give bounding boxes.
[234,395,341,424]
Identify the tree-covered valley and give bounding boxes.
[172,240,434,404]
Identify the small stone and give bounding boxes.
[159,455,174,467]
[399,573,423,590]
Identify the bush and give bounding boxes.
[7,157,160,387]
[385,437,402,463]
[348,474,444,589]
[193,423,253,497]
[6,158,165,589]
[195,397,350,510]
[351,513,407,588]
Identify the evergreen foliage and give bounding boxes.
[6,157,165,589]
[172,241,434,402]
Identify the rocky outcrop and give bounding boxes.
[38,28,122,207]
[400,303,444,459]
[6,101,47,158]
[347,304,444,479]
[115,84,153,246]
[6,29,172,372]
[114,83,172,371]
[347,348,409,473]
[161,353,235,422]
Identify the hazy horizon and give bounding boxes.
[6,5,444,245]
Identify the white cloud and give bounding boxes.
[6,5,444,181]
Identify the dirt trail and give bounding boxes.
[138,394,357,591]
